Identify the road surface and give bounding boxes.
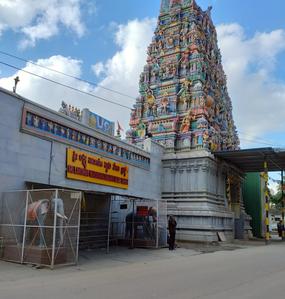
[0,243,285,299]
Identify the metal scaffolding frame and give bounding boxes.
[108,196,167,250]
[0,189,167,268]
[0,189,81,268]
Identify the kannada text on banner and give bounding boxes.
[66,148,129,189]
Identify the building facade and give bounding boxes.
[0,87,167,264]
[0,1,251,245]
[0,88,163,199]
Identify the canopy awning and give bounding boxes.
[214,147,285,172]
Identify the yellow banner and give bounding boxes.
[66,148,129,189]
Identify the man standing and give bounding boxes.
[168,215,177,250]
[277,220,284,238]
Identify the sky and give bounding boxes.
[0,0,285,153]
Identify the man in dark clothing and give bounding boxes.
[277,220,284,238]
[168,215,177,250]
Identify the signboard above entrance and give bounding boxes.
[66,149,129,189]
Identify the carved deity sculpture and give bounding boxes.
[137,121,146,138]
[180,110,193,133]
[59,101,69,116]
[172,116,180,131]
[146,89,156,116]
[180,117,190,133]
[160,0,170,13]
[152,104,158,117]
[160,94,170,115]
[171,0,182,7]
[178,79,192,111]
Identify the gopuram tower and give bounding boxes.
[128,0,239,151]
[127,0,249,242]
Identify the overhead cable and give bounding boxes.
[0,61,132,110]
[0,50,136,101]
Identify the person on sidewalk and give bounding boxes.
[168,215,177,250]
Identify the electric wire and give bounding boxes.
[0,50,136,100]
[269,176,282,183]
[267,153,283,171]
[0,61,132,110]
[0,58,284,148]
[238,137,282,148]
[238,130,281,147]
[255,148,283,172]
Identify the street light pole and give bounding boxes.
[264,160,270,245]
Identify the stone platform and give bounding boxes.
[1,244,68,266]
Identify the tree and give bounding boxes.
[270,182,283,209]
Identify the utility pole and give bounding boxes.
[264,160,270,245]
[281,170,285,241]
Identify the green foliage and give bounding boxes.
[270,191,283,208]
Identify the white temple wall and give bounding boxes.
[0,88,163,200]
[162,151,237,242]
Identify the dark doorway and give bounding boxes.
[79,193,111,250]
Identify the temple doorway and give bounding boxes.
[79,192,111,251]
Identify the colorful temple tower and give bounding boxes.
[127,0,249,242]
[128,0,239,152]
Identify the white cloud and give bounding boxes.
[0,56,89,108]
[91,18,156,131]
[269,181,280,195]
[0,18,156,135]
[0,0,86,48]
[92,18,156,90]
[0,23,6,36]
[92,62,105,77]
[217,24,285,147]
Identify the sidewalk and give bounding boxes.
[0,246,199,283]
[0,239,277,280]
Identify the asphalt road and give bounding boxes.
[0,244,285,299]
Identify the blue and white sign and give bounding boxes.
[88,111,115,136]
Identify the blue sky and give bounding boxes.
[0,0,285,150]
[1,0,285,78]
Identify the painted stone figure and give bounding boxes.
[160,94,170,115]
[160,0,171,13]
[146,89,156,117]
[18,196,67,248]
[137,121,146,138]
[180,111,192,133]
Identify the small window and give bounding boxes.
[120,204,128,210]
